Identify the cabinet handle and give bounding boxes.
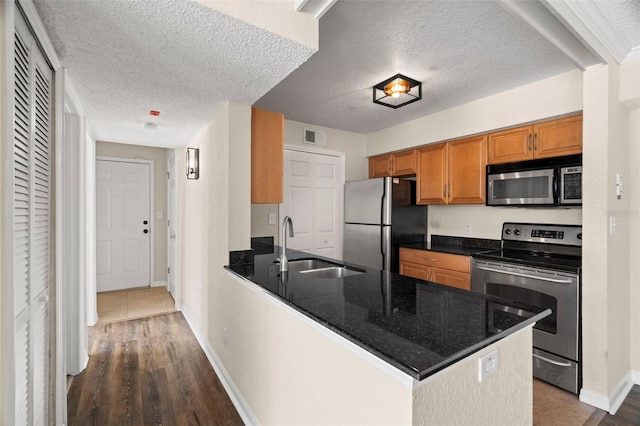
[528,134,532,151]
[533,133,538,151]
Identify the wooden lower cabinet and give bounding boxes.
[399,248,471,290]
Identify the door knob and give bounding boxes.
[144,229,149,234]
[143,220,148,225]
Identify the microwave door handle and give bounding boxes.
[553,170,559,204]
[475,265,573,284]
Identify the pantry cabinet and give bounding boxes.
[487,114,582,165]
[368,149,417,178]
[251,107,284,203]
[416,135,486,205]
[399,248,471,290]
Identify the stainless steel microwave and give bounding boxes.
[486,155,582,206]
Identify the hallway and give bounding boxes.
[67,312,243,425]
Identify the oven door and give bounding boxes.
[471,260,579,362]
[487,169,556,206]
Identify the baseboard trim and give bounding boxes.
[580,370,635,414]
[180,306,258,425]
[152,280,167,288]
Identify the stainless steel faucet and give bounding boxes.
[280,216,294,272]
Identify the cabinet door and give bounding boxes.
[447,135,487,204]
[369,155,392,178]
[533,115,582,159]
[251,107,283,203]
[417,144,447,205]
[430,267,471,290]
[399,261,431,281]
[487,125,533,165]
[393,149,417,176]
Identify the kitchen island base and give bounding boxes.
[221,271,534,425]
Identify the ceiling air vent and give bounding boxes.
[304,128,326,146]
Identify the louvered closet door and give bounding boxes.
[13,10,53,426]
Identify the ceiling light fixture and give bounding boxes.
[373,73,422,109]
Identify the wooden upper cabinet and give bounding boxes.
[488,114,582,164]
[447,135,487,204]
[368,149,417,178]
[416,143,447,204]
[534,115,583,159]
[417,135,486,205]
[487,125,532,164]
[393,149,417,176]
[251,107,283,204]
[369,155,393,178]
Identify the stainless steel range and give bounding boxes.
[471,223,582,393]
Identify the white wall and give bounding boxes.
[427,205,582,241]
[250,118,368,244]
[629,107,640,374]
[581,58,633,405]
[96,141,169,284]
[366,70,583,156]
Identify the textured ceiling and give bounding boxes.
[34,0,316,147]
[594,0,640,47]
[254,0,585,135]
[33,0,637,146]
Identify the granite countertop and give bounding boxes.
[400,235,502,257]
[225,246,549,381]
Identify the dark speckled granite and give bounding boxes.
[225,246,549,381]
[401,235,501,256]
[229,249,254,265]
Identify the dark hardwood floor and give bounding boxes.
[67,312,243,425]
[599,385,640,426]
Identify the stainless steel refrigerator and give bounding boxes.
[343,177,427,272]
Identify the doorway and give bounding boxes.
[279,147,345,260]
[96,158,154,292]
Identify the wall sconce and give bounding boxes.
[186,147,199,180]
[373,73,422,109]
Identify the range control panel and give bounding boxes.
[502,223,582,246]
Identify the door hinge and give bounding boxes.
[168,219,170,227]
[168,267,171,274]
[167,172,170,180]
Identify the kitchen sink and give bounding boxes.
[299,266,364,279]
[284,258,365,278]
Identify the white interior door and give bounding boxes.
[167,151,177,300]
[96,160,151,292]
[280,149,344,260]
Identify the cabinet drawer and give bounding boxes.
[399,261,430,281]
[399,248,470,273]
[430,267,470,290]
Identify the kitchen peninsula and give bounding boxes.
[225,246,549,424]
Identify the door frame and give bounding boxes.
[279,144,346,259]
[96,156,155,290]
[167,150,181,305]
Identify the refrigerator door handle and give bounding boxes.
[381,226,392,271]
[381,177,392,225]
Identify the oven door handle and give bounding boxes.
[475,265,574,284]
[532,353,573,367]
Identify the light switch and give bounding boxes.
[156,210,163,219]
[610,216,616,235]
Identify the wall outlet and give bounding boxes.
[223,326,228,346]
[156,210,163,219]
[268,213,276,225]
[464,224,472,235]
[478,349,499,382]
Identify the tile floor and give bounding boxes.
[96,286,176,324]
